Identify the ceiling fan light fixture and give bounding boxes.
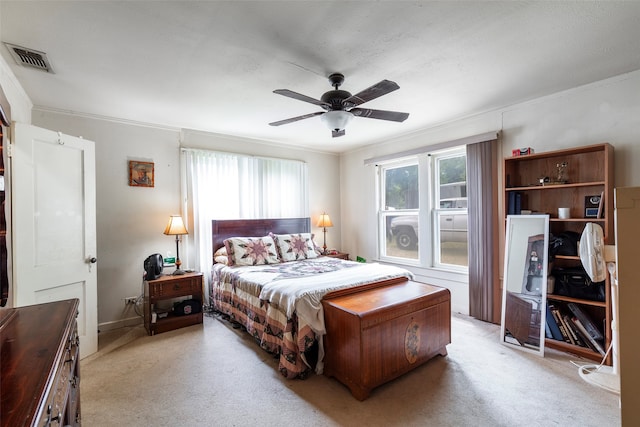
[321,110,353,132]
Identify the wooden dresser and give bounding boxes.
[322,280,451,400]
[0,298,81,427]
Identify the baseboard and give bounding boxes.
[98,316,143,333]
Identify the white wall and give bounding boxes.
[30,112,340,330]
[340,70,640,315]
[0,53,31,124]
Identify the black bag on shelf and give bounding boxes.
[549,231,581,257]
[173,299,202,316]
[551,267,606,302]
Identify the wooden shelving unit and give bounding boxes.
[504,143,614,364]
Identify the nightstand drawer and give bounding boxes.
[150,276,200,299]
[144,272,204,335]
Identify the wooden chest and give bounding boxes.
[322,280,451,400]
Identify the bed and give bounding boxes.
[210,217,450,388]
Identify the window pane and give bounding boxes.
[385,214,419,260]
[438,212,468,267]
[434,152,468,268]
[438,156,466,208]
[385,165,419,209]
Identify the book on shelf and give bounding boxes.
[549,305,571,343]
[571,316,606,356]
[597,190,605,219]
[556,311,576,345]
[507,191,522,215]
[546,303,564,341]
[545,320,552,339]
[567,302,604,341]
[562,314,585,347]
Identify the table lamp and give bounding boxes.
[316,212,333,255]
[163,215,188,275]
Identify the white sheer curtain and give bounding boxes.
[182,149,308,301]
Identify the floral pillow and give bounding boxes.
[223,236,280,266]
[271,233,318,262]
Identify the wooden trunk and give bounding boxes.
[322,280,451,400]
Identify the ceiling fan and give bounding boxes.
[269,73,409,138]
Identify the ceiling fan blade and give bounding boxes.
[273,89,331,108]
[342,80,400,107]
[269,111,324,126]
[351,108,409,122]
[332,129,346,138]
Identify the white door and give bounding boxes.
[10,122,97,358]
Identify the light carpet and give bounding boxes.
[80,313,620,426]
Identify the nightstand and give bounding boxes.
[144,271,203,335]
[324,252,349,260]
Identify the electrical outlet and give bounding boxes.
[124,296,138,305]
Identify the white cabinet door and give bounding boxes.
[10,122,97,358]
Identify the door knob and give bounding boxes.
[87,256,97,272]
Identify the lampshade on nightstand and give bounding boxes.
[163,215,188,275]
[316,212,333,255]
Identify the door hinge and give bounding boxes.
[7,143,14,157]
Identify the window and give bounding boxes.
[432,150,468,268]
[379,161,419,261]
[378,148,468,270]
[183,149,308,292]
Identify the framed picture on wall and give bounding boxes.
[128,160,154,187]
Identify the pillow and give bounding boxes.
[223,236,280,266]
[214,246,228,264]
[311,234,323,256]
[271,233,318,262]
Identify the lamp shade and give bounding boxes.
[316,213,333,228]
[320,111,353,131]
[163,215,188,235]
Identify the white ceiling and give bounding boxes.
[1,1,640,153]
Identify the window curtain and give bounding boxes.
[466,139,500,323]
[182,149,308,302]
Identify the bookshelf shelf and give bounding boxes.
[549,218,605,223]
[545,338,605,360]
[547,294,606,308]
[503,143,614,364]
[505,181,606,192]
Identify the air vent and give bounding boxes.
[4,43,54,73]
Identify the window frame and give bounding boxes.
[376,147,468,272]
[430,148,468,271]
[377,158,421,265]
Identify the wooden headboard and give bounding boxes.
[211,217,311,254]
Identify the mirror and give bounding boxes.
[500,215,549,355]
